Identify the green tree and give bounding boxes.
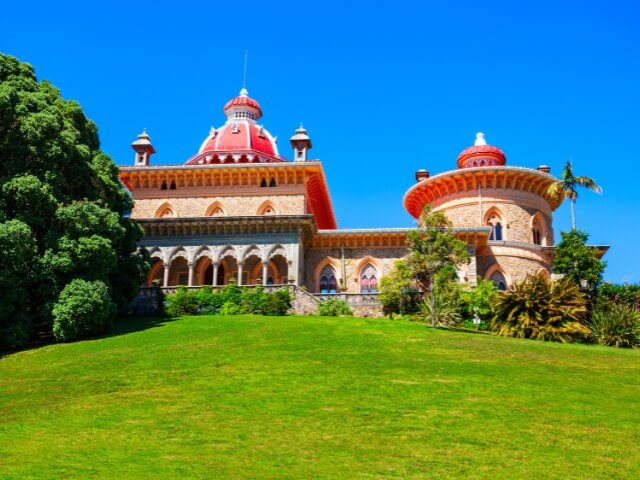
[378,260,420,316]
[491,273,589,342]
[0,53,149,346]
[553,229,606,292]
[547,160,601,229]
[406,205,470,327]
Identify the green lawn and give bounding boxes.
[1,315,638,479]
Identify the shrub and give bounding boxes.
[240,286,266,313]
[597,283,640,310]
[419,295,461,326]
[262,289,292,316]
[458,279,499,323]
[491,274,589,342]
[318,298,353,316]
[165,286,198,317]
[52,279,116,341]
[221,283,242,305]
[588,303,640,348]
[196,286,223,314]
[219,301,244,315]
[378,260,420,316]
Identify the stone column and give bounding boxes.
[262,261,269,286]
[163,263,170,287]
[237,261,244,286]
[188,261,195,287]
[212,262,219,286]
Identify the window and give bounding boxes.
[360,264,378,294]
[169,180,177,190]
[319,265,338,294]
[260,178,267,187]
[161,180,167,190]
[532,228,541,245]
[490,270,507,291]
[269,178,277,187]
[487,214,503,241]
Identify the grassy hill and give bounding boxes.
[1,315,638,479]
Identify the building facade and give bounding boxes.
[120,88,564,297]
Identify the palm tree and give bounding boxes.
[548,160,602,229]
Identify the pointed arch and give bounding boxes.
[155,202,176,218]
[257,200,277,216]
[536,268,551,280]
[205,201,226,217]
[216,245,237,262]
[485,263,510,291]
[530,212,548,246]
[313,258,340,294]
[484,207,505,241]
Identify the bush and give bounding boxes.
[196,286,223,314]
[491,274,589,342]
[219,301,244,315]
[458,279,499,323]
[165,286,198,316]
[378,260,421,316]
[598,283,640,310]
[262,289,292,316]
[318,298,353,316]
[240,286,266,313]
[52,279,116,341]
[221,283,242,305]
[588,303,640,348]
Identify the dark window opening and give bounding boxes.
[169,180,176,190]
[269,178,277,187]
[260,178,267,187]
[161,181,167,190]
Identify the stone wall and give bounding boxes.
[303,246,409,293]
[434,189,554,246]
[131,194,306,218]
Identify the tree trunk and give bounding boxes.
[570,199,576,230]
[430,286,437,328]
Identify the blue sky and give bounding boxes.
[2,0,639,283]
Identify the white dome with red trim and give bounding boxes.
[185,88,283,165]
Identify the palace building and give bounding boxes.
[119,87,565,300]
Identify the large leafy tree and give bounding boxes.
[548,160,601,229]
[553,229,606,292]
[0,53,149,346]
[406,205,470,327]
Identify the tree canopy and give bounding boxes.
[553,229,606,292]
[0,53,148,346]
[405,205,470,326]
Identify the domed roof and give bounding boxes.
[457,132,506,169]
[185,88,283,165]
[223,87,262,119]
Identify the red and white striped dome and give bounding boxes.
[185,88,283,165]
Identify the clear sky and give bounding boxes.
[2,0,639,283]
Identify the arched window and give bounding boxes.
[169,180,177,190]
[531,213,547,246]
[260,178,267,188]
[155,203,175,218]
[360,264,378,294]
[487,213,503,241]
[490,270,507,291]
[269,177,277,187]
[257,201,277,216]
[319,265,338,294]
[206,202,225,217]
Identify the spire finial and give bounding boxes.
[474,132,487,146]
[242,49,248,89]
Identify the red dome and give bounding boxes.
[223,88,262,119]
[198,121,277,156]
[457,133,506,169]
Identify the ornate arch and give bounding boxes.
[484,207,505,241]
[168,246,189,264]
[155,202,176,218]
[484,263,510,291]
[205,201,226,217]
[530,212,548,246]
[216,245,237,262]
[257,200,277,216]
[241,245,263,263]
[193,245,213,263]
[146,257,165,286]
[313,257,341,293]
[267,243,287,260]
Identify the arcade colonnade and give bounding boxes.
[146,243,296,287]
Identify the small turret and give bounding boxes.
[131,129,155,166]
[290,123,312,162]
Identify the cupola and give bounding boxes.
[131,129,155,166]
[290,123,312,162]
[456,132,506,169]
